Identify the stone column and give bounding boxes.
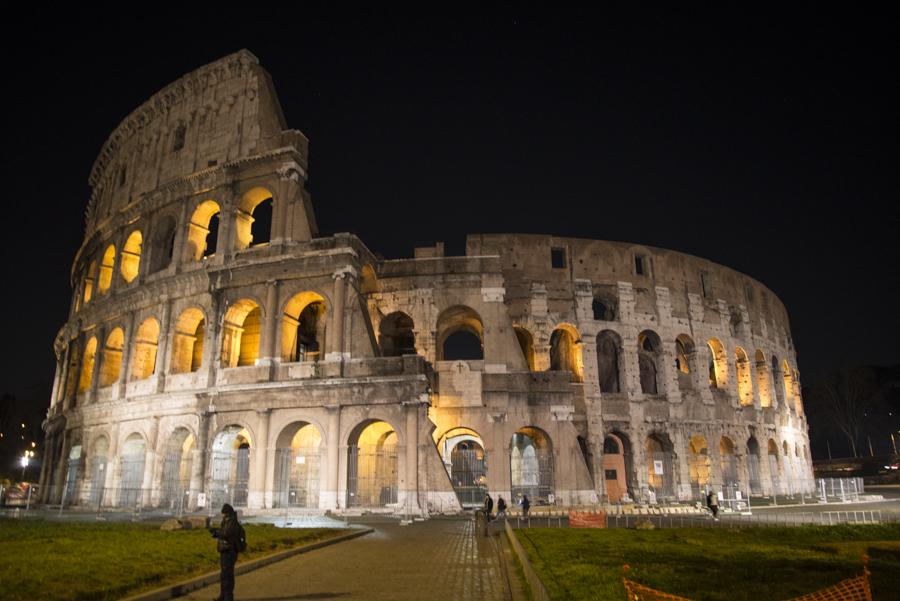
[404,401,421,515]
[260,280,280,363]
[88,326,105,404]
[117,313,136,399]
[143,417,160,507]
[52,429,69,504]
[659,339,681,402]
[250,409,271,509]
[326,271,348,361]
[103,423,120,507]
[322,405,341,510]
[155,301,172,392]
[189,411,210,509]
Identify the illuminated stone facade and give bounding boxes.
[40,51,813,515]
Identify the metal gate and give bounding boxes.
[510,447,554,504]
[209,448,250,508]
[720,454,738,487]
[747,454,762,494]
[89,456,106,506]
[347,444,397,507]
[647,451,675,500]
[449,448,487,507]
[119,454,145,507]
[273,447,321,508]
[64,458,82,505]
[768,454,780,493]
[160,451,192,510]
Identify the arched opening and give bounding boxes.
[510,427,554,505]
[120,230,142,283]
[186,200,221,260]
[221,300,260,368]
[130,318,160,380]
[274,422,322,508]
[99,328,124,387]
[119,433,146,507]
[675,335,695,393]
[747,437,762,494]
[98,245,115,294]
[160,428,194,509]
[437,427,488,507]
[88,435,109,506]
[755,350,772,407]
[735,348,754,406]
[782,359,795,408]
[347,420,398,508]
[210,426,252,508]
[592,297,615,321]
[549,325,583,382]
[436,305,484,361]
[78,336,98,393]
[645,433,675,500]
[602,432,632,502]
[63,344,81,402]
[235,187,274,249]
[83,260,96,305]
[597,330,622,393]
[638,330,661,395]
[767,439,780,491]
[148,215,177,274]
[772,356,785,407]
[379,312,416,357]
[514,326,536,371]
[720,436,738,487]
[282,292,327,363]
[707,338,728,389]
[688,435,710,498]
[63,444,83,506]
[170,308,206,374]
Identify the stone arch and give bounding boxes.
[346,419,399,508]
[755,349,772,407]
[380,311,416,357]
[735,347,753,406]
[597,330,623,393]
[98,244,116,294]
[83,259,97,305]
[281,291,328,362]
[99,327,124,386]
[436,305,484,361]
[514,325,536,371]
[170,307,206,374]
[592,295,616,321]
[782,359,795,408]
[510,426,554,505]
[549,324,583,382]
[78,336,98,393]
[746,436,762,494]
[120,230,142,283]
[602,431,632,502]
[720,436,738,487]
[222,299,261,367]
[186,200,221,260]
[772,356,785,406]
[436,427,488,507]
[273,421,323,508]
[118,432,146,507]
[159,427,194,509]
[210,425,253,507]
[87,433,110,506]
[707,338,728,389]
[767,438,780,490]
[675,334,696,393]
[236,186,274,249]
[148,214,177,274]
[638,330,662,395]
[687,434,710,498]
[130,317,160,380]
[645,432,675,500]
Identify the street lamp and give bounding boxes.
[20,450,34,483]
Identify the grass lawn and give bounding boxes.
[0,519,344,601]
[515,523,900,601]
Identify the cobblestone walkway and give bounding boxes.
[185,518,510,601]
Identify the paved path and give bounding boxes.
[185,518,510,601]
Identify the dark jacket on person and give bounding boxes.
[497,498,507,513]
[213,505,244,554]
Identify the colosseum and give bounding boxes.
[38,50,813,516]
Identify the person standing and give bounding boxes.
[483,493,494,521]
[211,503,245,601]
[707,491,719,520]
[521,493,530,518]
[496,496,507,519]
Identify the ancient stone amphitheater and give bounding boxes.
[39,50,812,515]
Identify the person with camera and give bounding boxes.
[210,503,246,601]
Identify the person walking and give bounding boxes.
[707,490,719,520]
[521,493,530,518]
[483,493,494,521]
[211,503,246,601]
[496,496,507,519]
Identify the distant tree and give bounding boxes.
[812,367,881,458]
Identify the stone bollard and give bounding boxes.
[475,509,488,537]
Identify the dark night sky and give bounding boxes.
[2,9,897,440]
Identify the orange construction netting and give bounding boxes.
[622,558,872,601]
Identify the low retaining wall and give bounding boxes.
[504,520,552,601]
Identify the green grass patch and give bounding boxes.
[0,519,344,600]
[515,523,900,601]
